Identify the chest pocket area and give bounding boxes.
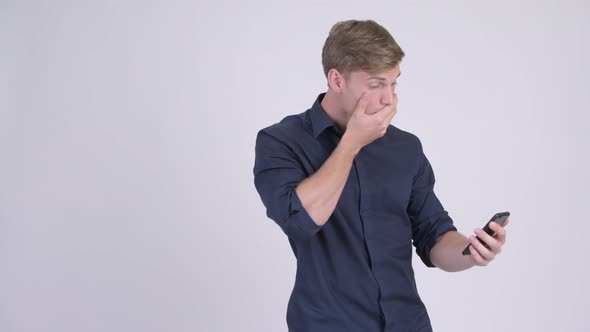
[356,158,414,216]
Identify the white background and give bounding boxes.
[1,1,589,331]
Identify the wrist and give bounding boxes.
[339,134,362,156]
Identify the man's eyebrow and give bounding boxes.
[368,72,402,80]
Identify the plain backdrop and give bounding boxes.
[1,1,589,331]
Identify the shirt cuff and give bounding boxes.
[422,223,458,268]
[284,188,323,241]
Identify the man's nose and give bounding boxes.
[381,87,394,105]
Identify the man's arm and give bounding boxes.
[295,138,359,226]
[254,92,398,241]
[430,220,509,272]
[296,93,398,226]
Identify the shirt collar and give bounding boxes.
[310,93,339,138]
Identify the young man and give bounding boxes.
[253,20,508,332]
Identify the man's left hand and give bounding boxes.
[467,218,509,266]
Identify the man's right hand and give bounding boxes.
[342,92,398,152]
[293,91,398,227]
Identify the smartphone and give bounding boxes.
[462,211,510,256]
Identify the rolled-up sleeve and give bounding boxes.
[253,130,323,242]
[407,140,457,267]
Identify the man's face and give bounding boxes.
[341,65,401,116]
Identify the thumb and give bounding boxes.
[354,92,369,114]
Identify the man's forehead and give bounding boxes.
[351,67,401,80]
[368,66,401,79]
[367,72,401,80]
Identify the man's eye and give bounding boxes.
[369,84,383,89]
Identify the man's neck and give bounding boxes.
[320,90,349,133]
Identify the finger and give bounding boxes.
[386,105,397,123]
[474,227,502,253]
[469,244,488,266]
[469,235,496,261]
[375,107,396,137]
[376,103,397,123]
[354,92,369,114]
[489,221,507,245]
[386,93,398,121]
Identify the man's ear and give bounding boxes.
[327,68,346,92]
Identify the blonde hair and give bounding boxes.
[322,20,405,78]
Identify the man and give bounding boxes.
[253,20,509,332]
